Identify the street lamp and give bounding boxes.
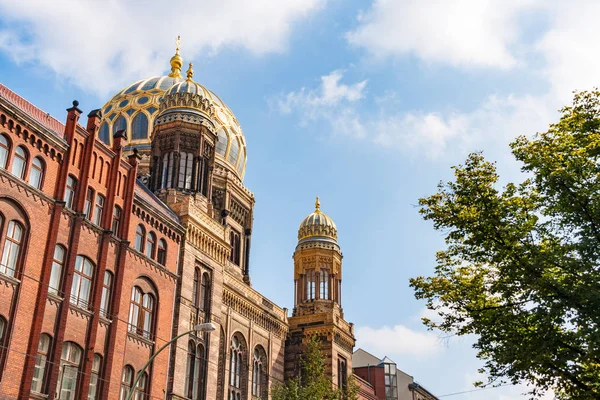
[126,322,216,400]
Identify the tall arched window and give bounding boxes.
[185,342,206,400]
[192,268,200,308]
[64,175,77,209]
[56,342,82,400]
[145,232,156,259]
[131,113,149,140]
[228,230,241,266]
[88,353,102,400]
[135,225,145,252]
[306,270,316,300]
[178,152,194,190]
[29,157,44,189]
[119,365,134,400]
[98,122,110,144]
[0,134,9,169]
[128,286,155,339]
[113,115,127,135]
[319,270,329,300]
[112,206,122,234]
[161,153,173,189]
[157,239,167,266]
[229,334,246,399]
[93,194,105,226]
[200,272,211,312]
[196,156,209,197]
[49,245,66,295]
[11,145,27,179]
[32,333,51,394]
[134,372,148,400]
[70,256,94,308]
[252,346,267,399]
[1,220,24,277]
[100,271,113,318]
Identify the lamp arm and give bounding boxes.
[126,329,195,400]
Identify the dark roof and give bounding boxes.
[0,83,66,138]
[134,179,181,225]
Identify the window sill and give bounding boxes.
[0,272,20,287]
[47,291,64,305]
[69,303,93,317]
[29,391,48,399]
[127,331,155,347]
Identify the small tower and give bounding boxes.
[285,197,355,390]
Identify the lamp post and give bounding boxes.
[126,322,216,400]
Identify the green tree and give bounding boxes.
[410,91,600,399]
[271,335,359,400]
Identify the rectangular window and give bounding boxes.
[93,194,105,226]
[84,188,94,220]
[64,176,77,209]
[100,271,112,318]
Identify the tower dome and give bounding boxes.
[297,197,338,244]
[97,38,248,179]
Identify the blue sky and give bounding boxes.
[3,0,598,398]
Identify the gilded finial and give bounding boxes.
[315,196,320,211]
[186,63,194,81]
[168,35,183,78]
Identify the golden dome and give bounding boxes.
[97,39,248,180]
[298,197,338,243]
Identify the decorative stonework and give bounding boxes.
[223,288,287,338]
[159,91,216,120]
[154,111,216,133]
[186,223,229,264]
[229,197,249,226]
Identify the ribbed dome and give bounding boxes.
[98,54,248,179]
[298,197,338,243]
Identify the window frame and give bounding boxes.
[56,341,82,400]
[49,245,66,295]
[0,134,9,169]
[135,225,145,252]
[145,231,156,259]
[11,145,27,179]
[1,220,24,278]
[84,187,95,221]
[100,270,113,318]
[70,256,94,309]
[87,353,102,400]
[93,193,105,226]
[28,156,44,189]
[128,286,155,340]
[112,206,122,235]
[65,175,77,209]
[119,365,134,400]
[157,239,167,266]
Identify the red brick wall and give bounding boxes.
[0,95,183,400]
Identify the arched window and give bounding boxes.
[49,245,66,295]
[178,152,193,190]
[64,175,77,209]
[157,239,167,266]
[145,232,156,259]
[197,155,209,197]
[93,194,105,226]
[112,206,122,235]
[29,157,44,189]
[134,371,149,400]
[119,365,134,400]
[161,153,173,189]
[98,122,110,144]
[228,138,239,165]
[131,113,148,140]
[11,145,27,179]
[70,256,94,308]
[192,268,200,307]
[186,342,207,399]
[88,353,102,400]
[252,346,267,399]
[56,342,82,400]
[113,115,127,135]
[319,269,329,300]
[128,286,155,339]
[228,230,241,266]
[135,225,145,252]
[306,270,316,300]
[100,271,113,318]
[84,187,95,221]
[229,334,246,399]
[0,135,9,169]
[1,220,24,277]
[200,272,211,313]
[32,333,51,394]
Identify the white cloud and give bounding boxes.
[0,0,325,96]
[346,0,542,69]
[355,324,441,358]
[276,70,556,160]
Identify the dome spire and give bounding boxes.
[186,63,194,81]
[168,35,183,78]
[315,196,321,212]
